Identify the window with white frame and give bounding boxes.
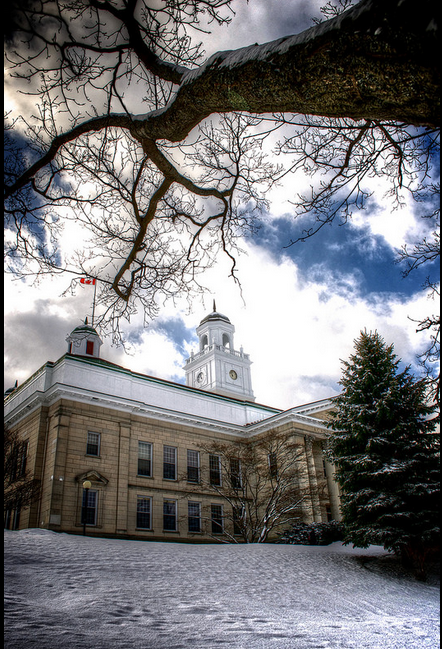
[188,501,201,533]
[86,432,100,457]
[163,446,177,480]
[138,442,152,477]
[136,496,152,529]
[163,500,177,531]
[211,504,223,534]
[187,450,200,483]
[209,454,221,486]
[230,458,242,489]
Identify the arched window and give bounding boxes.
[200,334,208,351]
[222,334,230,348]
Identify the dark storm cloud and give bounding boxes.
[4,300,85,390]
[251,0,323,42]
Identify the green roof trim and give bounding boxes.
[63,354,282,413]
[69,325,100,336]
[5,352,281,415]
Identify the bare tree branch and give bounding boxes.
[4,0,440,352]
[182,431,310,543]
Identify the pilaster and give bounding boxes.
[304,435,322,522]
[115,422,131,533]
[48,406,72,528]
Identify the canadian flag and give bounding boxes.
[80,278,96,285]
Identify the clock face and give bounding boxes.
[196,371,205,383]
[229,369,238,380]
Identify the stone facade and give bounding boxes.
[4,311,341,541]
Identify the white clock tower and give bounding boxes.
[184,302,255,401]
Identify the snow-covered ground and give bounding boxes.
[4,530,439,649]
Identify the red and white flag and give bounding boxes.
[80,278,96,285]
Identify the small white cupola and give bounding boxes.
[66,318,103,359]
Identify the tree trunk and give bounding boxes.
[130,0,439,147]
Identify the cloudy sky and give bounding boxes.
[4,0,440,409]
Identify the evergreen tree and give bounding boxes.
[327,330,439,576]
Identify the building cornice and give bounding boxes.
[4,353,332,439]
[5,380,330,440]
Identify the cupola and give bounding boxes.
[66,318,103,359]
[197,300,235,351]
[184,302,255,401]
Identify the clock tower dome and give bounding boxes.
[184,302,255,401]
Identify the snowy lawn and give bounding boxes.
[4,529,439,649]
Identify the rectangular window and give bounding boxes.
[230,458,242,489]
[86,432,100,457]
[163,500,177,531]
[12,507,21,531]
[136,496,152,529]
[326,505,333,522]
[187,450,200,483]
[10,441,28,483]
[4,509,12,530]
[138,442,152,477]
[86,340,94,355]
[211,504,223,535]
[163,446,177,480]
[209,454,221,486]
[188,501,201,533]
[4,507,22,531]
[10,447,18,483]
[268,452,278,479]
[233,505,245,536]
[82,489,97,526]
[19,441,28,477]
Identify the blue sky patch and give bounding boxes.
[151,317,197,353]
[251,215,439,300]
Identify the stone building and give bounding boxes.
[4,304,341,541]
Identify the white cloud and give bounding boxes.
[114,329,187,381]
[4,0,438,409]
[153,242,436,409]
[350,205,419,251]
[5,218,432,408]
[4,236,437,409]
